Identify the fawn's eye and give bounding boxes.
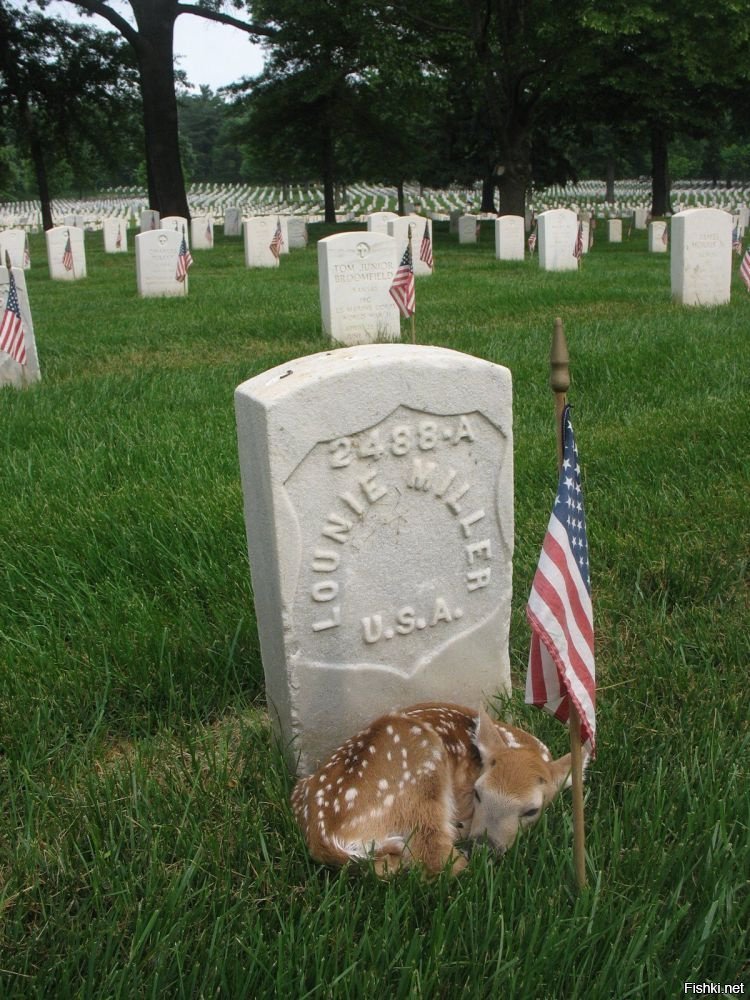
[474,789,482,803]
[521,807,540,819]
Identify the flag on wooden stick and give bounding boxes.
[740,249,750,291]
[62,232,74,271]
[419,221,433,270]
[389,241,415,317]
[0,269,27,365]
[528,227,537,254]
[573,224,584,262]
[269,218,283,259]
[23,234,31,268]
[732,225,743,256]
[206,219,213,246]
[526,403,596,753]
[175,231,193,282]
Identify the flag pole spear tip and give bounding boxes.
[550,317,570,394]
[5,250,11,270]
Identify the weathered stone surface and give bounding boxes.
[494,216,525,261]
[670,208,732,306]
[317,232,399,344]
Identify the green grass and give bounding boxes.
[1,222,748,997]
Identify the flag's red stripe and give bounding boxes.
[532,566,595,702]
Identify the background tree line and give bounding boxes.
[2,0,750,223]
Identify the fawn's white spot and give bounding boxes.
[345,788,358,802]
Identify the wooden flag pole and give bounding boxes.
[550,316,587,890]
[408,224,416,344]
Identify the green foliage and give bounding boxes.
[0,224,748,994]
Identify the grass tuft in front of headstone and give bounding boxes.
[0,221,747,996]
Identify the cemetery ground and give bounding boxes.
[1,222,748,997]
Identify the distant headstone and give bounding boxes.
[46,226,86,281]
[366,211,399,234]
[670,208,732,307]
[135,229,188,297]
[458,215,478,244]
[607,220,622,243]
[633,208,649,230]
[317,231,399,344]
[103,218,128,253]
[537,209,578,272]
[387,216,433,276]
[224,207,242,236]
[243,217,280,268]
[140,210,160,233]
[161,216,190,246]
[191,215,214,250]
[648,220,668,253]
[286,217,308,249]
[449,210,462,235]
[0,264,41,388]
[0,229,30,269]
[494,216,525,260]
[234,343,514,773]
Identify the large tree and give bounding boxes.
[41,0,276,218]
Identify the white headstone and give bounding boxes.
[537,209,578,271]
[494,216,525,260]
[580,220,590,254]
[366,211,399,234]
[234,343,514,773]
[458,215,478,244]
[449,210,462,235]
[46,226,86,280]
[161,216,189,246]
[135,229,188,297]
[317,231,399,345]
[607,220,622,243]
[648,220,668,253]
[633,208,649,230]
[286,217,308,249]
[0,229,30,269]
[140,210,160,233]
[243,217,280,269]
[224,207,242,236]
[387,216,433,276]
[0,265,41,388]
[103,218,128,253]
[670,208,732,306]
[191,215,214,250]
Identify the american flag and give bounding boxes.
[661,222,669,247]
[419,221,433,269]
[206,219,213,246]
[115,226,122,250]
[528,228,537,254]
[23,235,30,268]
[389,242,415,317]
[740,249,750,291]
[269,218,283,259]
[732,225,742,256]
[62,232,74,271]
[175,233,193,282]
[0,269,27,365]
[526,404,595,752]
[574,224,584,261]
[150,213,157,230]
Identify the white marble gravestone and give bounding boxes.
[191,215,214,250]
[243,217,280,269]
[458,215,478,244]
[140,210,160,233]
[366,211,399,234]
[633,208,649,230]
[387,216,433,276]
[224,207,242,236]
[494,216,525,260]
[648,221,668,253]
[317,231,399,345]
[607,220,622,243]
[135,229,188,297]
[103,218,128,253]
[0,265,41,388]
[0,229,30,269]
[286,217,308,249]
[46,227,86,280]
[537,209,578,271]
[670,208,732,306]
[161,216,189,247]
[234,343,514,773]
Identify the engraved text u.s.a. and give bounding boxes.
[284,404,510,677]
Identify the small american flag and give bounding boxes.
[661,223,669,247]
[732,225,742,256]
[389,242,415,317]
[0,269,27,365]
[206,219,213,246]
[574,224,584,261]
[150,213,157,230]
[62,232,74,271]
[269,218,283,259]
[23,235,30,268]
[419,221,433,270]
[175,233,193,282]
[740,249,750,291]
[115,226,122,250]
[528,228,537,254]
[526,404,595,753]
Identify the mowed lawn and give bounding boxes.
[1,221,748,997]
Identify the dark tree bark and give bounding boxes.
[651,126,671,216]
[22,101,54,231]
[321,109,336,224]
[396,180,405,216]
[481,173,496,213]
[605,157,616,204]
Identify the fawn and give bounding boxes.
[291,702,577,875]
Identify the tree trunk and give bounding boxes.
[605,157,615,204]
[321,114,336,224]
[481,173,496,213]
[396,180,405,216]
[22,101,53,231]
[495,130,531,217]
[496,166,527,218]
[131,2,190,218]
[650,127,671,217]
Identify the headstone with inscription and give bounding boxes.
[0,264,41,388]
[633,208,649,230]
[286,217,308,249]
[607,219,622,243]
[224,207,242,236]
[135,228,187,297]
[494,216,525,260]
[235,343,514,773]
[458,214,478,244]
[103,218,128,253]
[366,211,399,234]
[191,215,214,250]
[140,210,160,233]
[46,226,86,280]
[648,220,668,253]
[0,229,30,269]
[537,208,578,272]
[161,216,190,246]
[387,216,433,276]
[317,231,399,344]
[670,208,732,306]
[243,217,280,268]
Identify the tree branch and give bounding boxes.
[64,0,141,48]
[175,4,276,38]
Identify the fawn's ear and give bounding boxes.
[473,706,507,764]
